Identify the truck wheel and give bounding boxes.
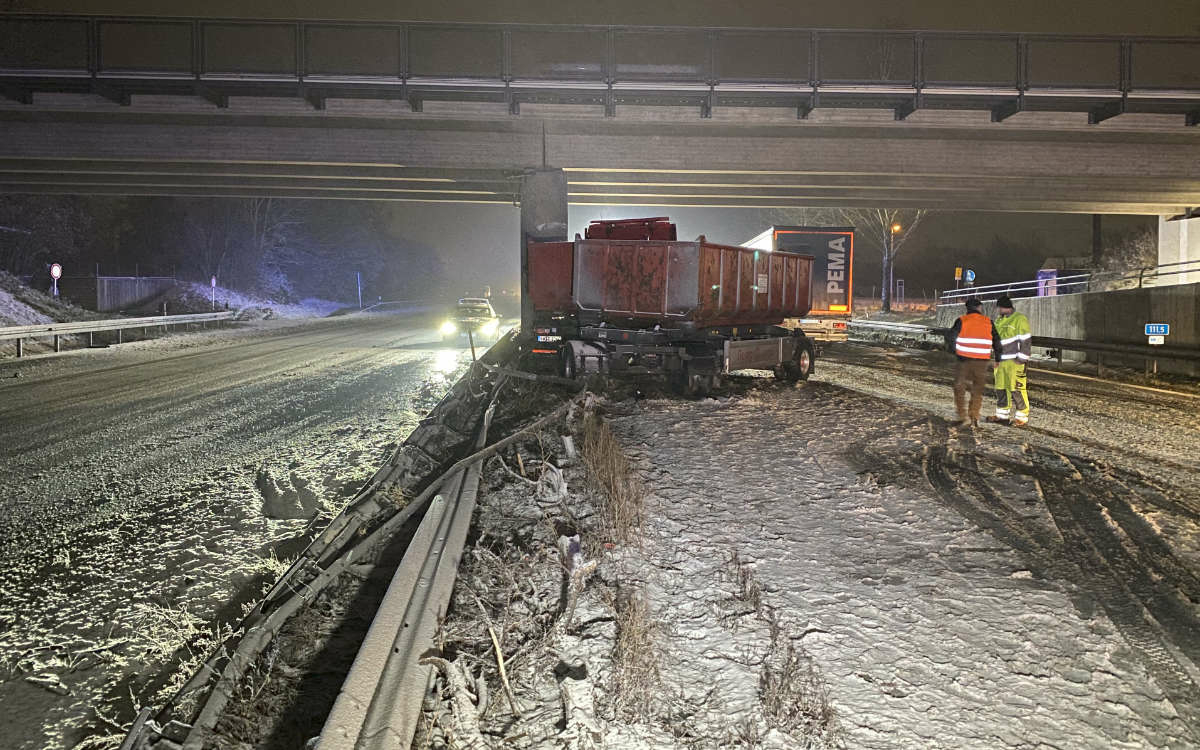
[561,347,577,379]
[681,362,714,398]
[794,340,815,380]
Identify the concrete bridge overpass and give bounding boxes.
[0,15,1199,215]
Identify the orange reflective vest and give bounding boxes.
[955,312,995,360]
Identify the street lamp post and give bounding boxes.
[884,223,902,312]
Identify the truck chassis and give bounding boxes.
[540,323,815,397]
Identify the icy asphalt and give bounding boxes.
[609,343,1200,749]
[0,312,474,750]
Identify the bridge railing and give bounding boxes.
[1,16,1197,119]
[937,259,1200,305]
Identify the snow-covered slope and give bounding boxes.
[0,272,53,327]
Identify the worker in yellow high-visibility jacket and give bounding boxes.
[989,295,1032,426]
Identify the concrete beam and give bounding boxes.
[520,169,568,330]
[0,109,1196,212]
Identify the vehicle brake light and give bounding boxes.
[531,348,557,354]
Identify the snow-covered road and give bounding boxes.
[609,344,1200,749]
[0,313,474,750]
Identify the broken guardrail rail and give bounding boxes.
[120,332,535,748]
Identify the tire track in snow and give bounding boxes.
[847,402,1200,738]
[1027,447,1200,737]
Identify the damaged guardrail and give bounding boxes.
[119,331,564,749]
[0,311,236,357]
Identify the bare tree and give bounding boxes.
[838,208,927,312]
[756,206,928,312]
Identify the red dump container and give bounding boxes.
[528,236,813,329]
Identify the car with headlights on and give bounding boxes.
[440,297,502,344]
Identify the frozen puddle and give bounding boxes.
[608,384,1194,749]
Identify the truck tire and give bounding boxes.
[561,346,577,379]
[775,338,815,382]
[794,339,815,380]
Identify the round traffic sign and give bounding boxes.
[964,269,976,283]
[211,276,217,288]
[50,263,62,280]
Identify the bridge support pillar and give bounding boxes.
[1159,213,1200,286]
[520,169,568,334]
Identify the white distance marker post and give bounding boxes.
[1145,323,1169,346]
[50,263,62,297]
[211,276,217,311]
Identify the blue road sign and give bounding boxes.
[964,269,976,283]
[1145,323,1170,336]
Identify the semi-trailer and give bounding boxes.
[741,225,855,343]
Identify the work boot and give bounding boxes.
[986,416,1011,425]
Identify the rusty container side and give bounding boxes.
[575,239,678,322]
[571,238,812,329]
[694,241,813,327]
[528,241,574,314]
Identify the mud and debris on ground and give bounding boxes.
[422,341,1198,749]
[418,395,845,749]
[5,328,1199,749]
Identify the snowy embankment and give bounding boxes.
[0,272,57,326]
[180,281,343,319]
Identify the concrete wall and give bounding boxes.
[936,281,1200,375]
[1159,215,1200,286]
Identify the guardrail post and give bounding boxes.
[118,329,123,344]
[89,332,94,347]
[16,338,22,358]
[54,335,61,353]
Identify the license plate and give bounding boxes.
[537,335,562,342]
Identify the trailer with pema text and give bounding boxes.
[524,217,816,396]
[742,225,854,343]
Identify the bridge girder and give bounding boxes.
[0,107,1198,213]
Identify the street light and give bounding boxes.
[885,224,902,312]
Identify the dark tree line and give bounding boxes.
[0,195,449,303]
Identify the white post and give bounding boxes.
[357,271,363,309]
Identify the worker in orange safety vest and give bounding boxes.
[946,297,1002,429]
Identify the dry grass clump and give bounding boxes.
[759,621,844,747]
[607,585,661,722]
[728,550,763,612]
[129,601,235,711]
[580,411,644,545]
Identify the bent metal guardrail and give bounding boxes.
[0,16,1198,122]
[0,311,236,356]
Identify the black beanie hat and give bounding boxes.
[965,297,983,311]
[996,295,1014,308]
